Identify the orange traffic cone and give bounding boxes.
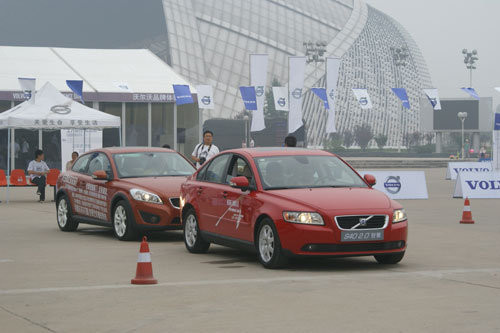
[460,197,475,224]
[131,236,158,284]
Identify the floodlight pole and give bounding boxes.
[462,49,478,88]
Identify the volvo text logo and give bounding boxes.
[277,97,286,107]
[50,105,71,114]
[384,176,401,194]
[329,89,335,99]
[359,97,368,106]
[291,88,302,99]
[255,86,264,97]
[201,95,211,105]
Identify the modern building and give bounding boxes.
[0,0,432,148]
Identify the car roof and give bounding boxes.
[222,147,335,158]
[84,147,176,154]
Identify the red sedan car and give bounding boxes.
[56,147,195,240]
[180,148,408,268]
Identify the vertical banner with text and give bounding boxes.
[391,88,410,109]
[288,56,306,133]
[195,85,214,109]
[326,57,341,133]
[272,86,289,111]
[250,54,268,132]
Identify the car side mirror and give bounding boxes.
[92,170,109,181]
[230,176,249,191]
[364,174,376,186]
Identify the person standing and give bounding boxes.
[27,149,50,202]
[191,130,219,168]
[66,151,79,171]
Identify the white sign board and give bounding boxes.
[454,171,500,198]
[359,171,428,199]
[445,161,492,180]
[61,129,102,170]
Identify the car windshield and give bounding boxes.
[113,152,195,178]
[254,155,367,190]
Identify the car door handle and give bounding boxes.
[222,191,228,198]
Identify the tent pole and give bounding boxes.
[6,128,10,203]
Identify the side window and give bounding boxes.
[87,153,112,177]
[204,154,230,183]
[71,154,92,174]
[225,156,254,186]
[196,164,208,181]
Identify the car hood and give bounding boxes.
[120,176,187,198]
[266,187,392,212]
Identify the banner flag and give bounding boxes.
[113,82,132,92]
[250,54,268,132]
[310,88,329,109]
[173,84,194,105]
[461,87,480,100]
[326,57,341,133]
[494,87,500,93]
[18,77,36,104]
[423,88,441,110]
[272,86,288,111]
[352,88,373,109]
[239,86,257,110]
[66,80,84,103]
[494,113,500,171]
[195,85,214,109]
[391,88,410,109]
[288,56,306,133]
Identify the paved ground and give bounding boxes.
[0,168,499,332]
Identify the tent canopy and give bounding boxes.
[0,82,121,129]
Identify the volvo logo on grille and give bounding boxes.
[359,218,368,226]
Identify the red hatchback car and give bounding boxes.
[180,148,408,268]
[56,147,195,240]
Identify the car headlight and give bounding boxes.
[130,188,163,204]
[393,209,407,223]
[283,212,324,225]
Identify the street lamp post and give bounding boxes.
[462,49,478,87]
[390,47,409,153]
[243,115,249,148]
[458,112,468,160]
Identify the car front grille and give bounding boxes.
[169,198,180,209]
[335,215,388,230]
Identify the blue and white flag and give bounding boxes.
[352,88,373,109]
[326,57,341,133]
[66,80,84,103]
[423,88,441,110]
[18,77,36,104]
[495,113,500,131]
[239,86,257,110]
[288,56,306,133]
[250,54,268,131]
[195,85,214,109]
[173,84,194,105]
[494,87,500,93]
[310,88,329,109]
[391,88,410,109]
[272,86,288,111]
[461,87,480,100]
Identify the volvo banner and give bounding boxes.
[310,88,329,109]
[445,161,492,180]
[326,57,340,133]
[359,171,428,199]
[239,86,257,110]
[172,84,194,105]
[461,87,480,100]
[18,77,36,104]
[391,88,410,109]
[454,171,500,198]
[272,86,289,111]
[352,88,373,109]
[66,80,84,103]
[250,54,268,132]
[423,88,441,110]
[195,85,214,109]
[495,87,500,93]
[493,113,500,171]
[288,56,306,133]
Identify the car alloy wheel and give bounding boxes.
[183,209,210,253]
[258,224,274,263]
[185,214,197,248]
[57,198,68,228]
[114,205,127,238]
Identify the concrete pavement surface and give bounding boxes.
[0,168,499,332]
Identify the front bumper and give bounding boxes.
[130,200,182,230]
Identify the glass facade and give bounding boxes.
[152,103,174,148]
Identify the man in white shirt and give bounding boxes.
[191,130,220,168]
[27,149,50,202]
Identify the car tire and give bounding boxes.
[374,251,405,264]
[112,200,137,241]
[183,208,210,253]
[256,218,288,269]
[56,194,79,231]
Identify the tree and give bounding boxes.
[264,77,287,119]
[374,134,388,150]
[424,132,434,145]
[354,124,373,150]
[410,131,422,148]
[343,129,355,148]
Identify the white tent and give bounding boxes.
[1,82,121,203]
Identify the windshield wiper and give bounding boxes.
[265,186,294,190]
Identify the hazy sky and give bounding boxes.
[366,0,500,110]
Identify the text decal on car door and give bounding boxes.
[215,195,244,229]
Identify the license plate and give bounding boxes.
[341,230,384,242]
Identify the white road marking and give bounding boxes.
[0,259,13,263]
[1,268,499,295]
